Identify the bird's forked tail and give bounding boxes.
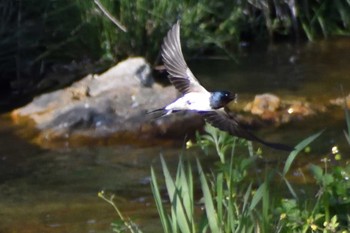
[147,108,172,119]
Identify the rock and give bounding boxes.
[286,101,315,116]
[248,93,281,115]
[330,95,350,108]
[87,58,153,97]
[243,93,321,126]
[244,93,281,122]
[12,57,203,148]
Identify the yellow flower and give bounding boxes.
[98,190,105,198]
[310,224,318,231]
[186,140,193,149]
[331,145,339,154]
[280,213,286,220]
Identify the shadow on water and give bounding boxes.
[1,38,350,232]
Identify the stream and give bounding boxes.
[1,38,350,232]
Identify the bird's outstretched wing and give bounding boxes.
[200,110,294,151]
[161,21,208,94]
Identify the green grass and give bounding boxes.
[2,0,350,93]
[151,125,350,232]
[100,122,350,232]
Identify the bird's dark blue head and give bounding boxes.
[210,91,237,109]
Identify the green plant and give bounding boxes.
[151,124,267,232]
[151,156,196,233]
[98,191,142,233]
[100,122,350,232]
[3,0,350,93]
[150,124,325,233]
[0,0,106,93]
[74,0,350,62]
[298,0,350,40]
[151,122,350,232]
[275,159,350,233]
[194,124,268,232]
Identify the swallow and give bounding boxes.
[152,21,293,151]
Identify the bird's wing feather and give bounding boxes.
[200,110,293,151]
[161,21,208,94]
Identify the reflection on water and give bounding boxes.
[1,38,350,232]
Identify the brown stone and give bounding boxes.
[246,93,281,115]
[11,57,204,148]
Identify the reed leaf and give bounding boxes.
[249,182,266,211]
[160,156,192,233]
[197,158,221,233]
[150,166,170,233]
[282,130,323,176]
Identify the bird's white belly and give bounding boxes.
[165,92,212,111]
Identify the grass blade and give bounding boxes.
[150,166,170,233]
[197,159,220,233]
[177,158,193,226]
[160,156,192,233]
[282,176,298,199]
[343,94,350,144]
[216,172,224,222]
[249,182,266,211]
[282,130,323,176]
[160,156,176,202]
[242,183,253,212]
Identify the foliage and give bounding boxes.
[100,122,350,232]
[2,0,350,93]
[150,124,350,232]
[77,0,350,60]
[298,0,350,40]
[0,0,103,93]
[151,156,196,233]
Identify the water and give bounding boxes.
[1,38,350,232]
[195,39,350,98]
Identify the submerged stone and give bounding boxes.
[243,94,322,126]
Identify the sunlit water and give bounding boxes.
[1,38,350,232]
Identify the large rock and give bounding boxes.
[12,57,203,148]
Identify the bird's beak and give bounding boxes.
[231,93,238,103]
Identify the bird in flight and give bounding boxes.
[152,21,293,151]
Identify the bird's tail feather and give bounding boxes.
[259,139,294,152]
[247,131,294,152]
[147,108,170,119]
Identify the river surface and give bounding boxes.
[1,38,350,232]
